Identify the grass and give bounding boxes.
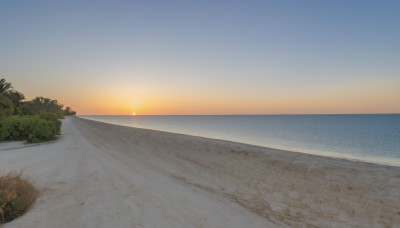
[0,171,38,223]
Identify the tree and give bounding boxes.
[4,90,25,114]
[22,97,65,118]
[1,78,75,118]
[64,106,76,116]
[0,94,14,117]
[0,79,28,115]
[0,79,15,117]
[0,78,12,94]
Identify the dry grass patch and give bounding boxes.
[0,172,38,223]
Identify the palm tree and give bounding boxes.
[0,78,13,94]
[5,90,25,114]
[6,90,25,104]
[0,79,15,116]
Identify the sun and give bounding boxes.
[131,112,136,116]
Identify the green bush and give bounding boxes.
[39,112,61,133]
[0,114,61,143]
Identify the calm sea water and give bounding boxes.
[79,115,400,166]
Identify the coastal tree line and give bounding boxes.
[0,78,76,143]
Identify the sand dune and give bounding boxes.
[1,117,399,227]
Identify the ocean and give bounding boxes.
[79,114,400,166]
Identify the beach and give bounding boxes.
[1,116,399,227]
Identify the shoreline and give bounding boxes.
[0,116,399,227]
[78,116,400,168]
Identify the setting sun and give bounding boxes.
[131,112,136,116]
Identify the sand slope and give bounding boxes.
[1,117,399,227]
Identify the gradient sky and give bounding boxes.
[1,0,399,115]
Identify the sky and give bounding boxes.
[0,0,399,115]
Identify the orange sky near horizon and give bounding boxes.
[6,66,399,116]
[34,77,398,115]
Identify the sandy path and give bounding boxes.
[1,117,399,227]
[1,117,277,228]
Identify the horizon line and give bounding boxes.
[77,113,400,116]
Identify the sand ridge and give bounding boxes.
[0,117,399,227]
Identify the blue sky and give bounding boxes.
[1,0,399,114]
